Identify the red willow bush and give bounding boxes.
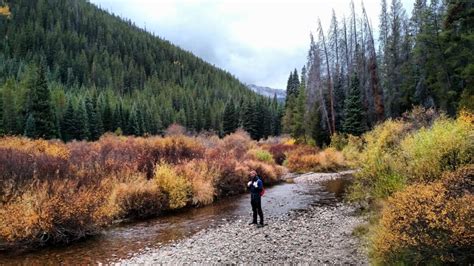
[0,130,286,248]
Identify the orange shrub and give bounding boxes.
[0,180,110,247]
[177,160,218,206]
[106,174,165,219]
[286,146,346,173]
[372,166,474,264]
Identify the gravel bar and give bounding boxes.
[120,172,368,265]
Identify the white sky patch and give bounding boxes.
[91,0,414,89]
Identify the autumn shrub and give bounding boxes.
[221,129,255,159]
[154,163,192,209]
[371,166,474,264]
[213,158,247,197]
[148,135,205,165]
[263,143,296,165]
[0,180,110,247]
[246,148,274,163]
[106,173,165,219]
[399,114,473,182]
[177,160,218,206]
[341,134,364,167]
[285,146,346,173]
[349,119,411,201]
[330,133,349,151]
[350,111,474,201]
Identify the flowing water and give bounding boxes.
[0,177,351,265]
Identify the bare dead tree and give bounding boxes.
[307,37,331,134]
[318,18,335,135]
[362,2,385,122]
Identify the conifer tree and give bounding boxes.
[2,79,17,135]
[343,73,366,136]
[26,63,57,139]
[292,83,307,141]
[61,101,76,142]
[24,114,36,138]
[223,101,239,135]
[242,100,259,139]
[86,97,103,140]
[75,100,90,140]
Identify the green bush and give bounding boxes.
[399,116,473,182]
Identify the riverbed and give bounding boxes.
[0,173,363,264]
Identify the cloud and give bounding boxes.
[91,0,414,89]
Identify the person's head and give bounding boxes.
[249,170,257,178]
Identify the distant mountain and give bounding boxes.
[246,84,286,100]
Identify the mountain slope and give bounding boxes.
[0,0,282,139]
[247,84,285,100]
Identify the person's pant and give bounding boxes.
[251,196,264,224]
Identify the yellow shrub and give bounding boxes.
[400,116,474,182]
[178,160,218,206]
[154,163,191,209]
[342,134,364,167]
[0,137,70,159]
[350,120,411,200]
[372,166,474,264]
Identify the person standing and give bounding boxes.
[247,170,264,227]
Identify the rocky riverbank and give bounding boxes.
[121,172,368,264]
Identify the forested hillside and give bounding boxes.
[283,0,473,145]
[0,0,282,141]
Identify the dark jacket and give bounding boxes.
[248,176,263,199]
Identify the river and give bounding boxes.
[0,177,350,265]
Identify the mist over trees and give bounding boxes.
[0,0,282,141]
[283,0,473,146]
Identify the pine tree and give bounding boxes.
[75,100,90,140]
[242,100,259,139]
[2,79,17,135]
[61,101,76,142]
[223,101,238,135]
[24,114,36,138]
[27,63,57,139]
[85,97,103,141]
[127,107,140,136]
[292,83,307,141]
[102,97,113,132]
[343,73,366,136]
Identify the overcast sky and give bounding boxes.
[90,0,414,90]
